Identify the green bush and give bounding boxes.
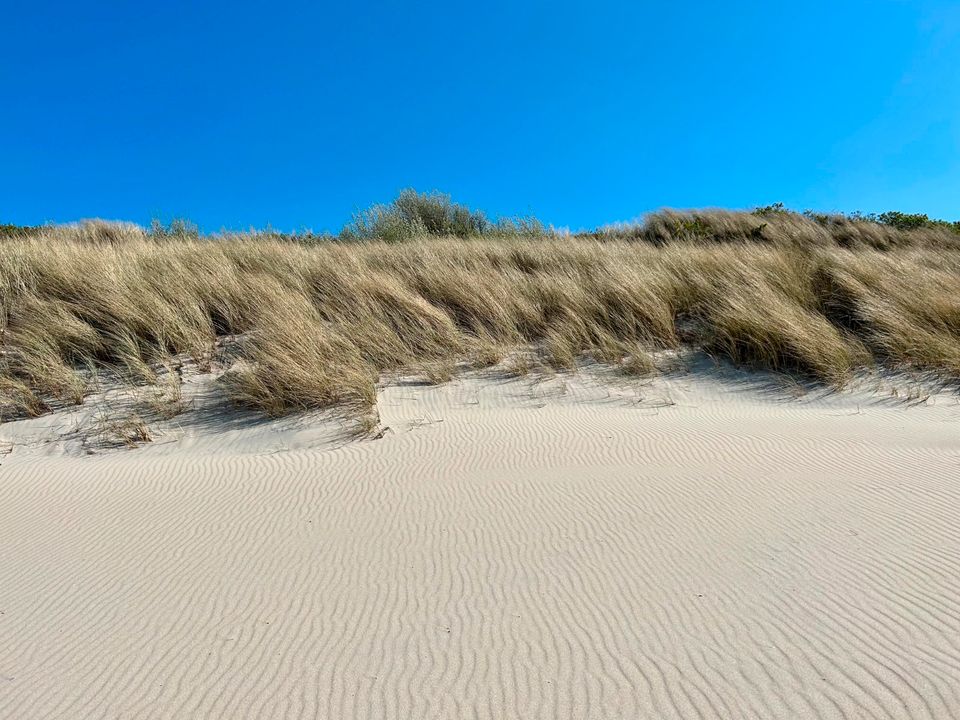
[873,211,960,234]
[753,202,788,216]
[149,218,201,240]
[342,189,491,242]
[340,189,545,242]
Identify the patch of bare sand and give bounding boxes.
[1,362,959,718]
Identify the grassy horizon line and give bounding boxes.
[3,190,960,244]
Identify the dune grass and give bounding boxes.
[1,199,959,422]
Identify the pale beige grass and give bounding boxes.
[2,220,959,420]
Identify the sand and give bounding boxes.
[1,362,959,719]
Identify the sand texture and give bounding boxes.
[1,366,959,719]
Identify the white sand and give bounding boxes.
[1,364,959,719]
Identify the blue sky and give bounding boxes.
[2,1,958,232]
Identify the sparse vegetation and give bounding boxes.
[2,193,959,422]
[95,409,153,448]
[502,352,536,378]
[144,363,186,420]
[621,350,657,377]
[421,360,457,385]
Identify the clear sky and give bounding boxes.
[2,1,958,232]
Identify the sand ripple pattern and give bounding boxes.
[1,376,959,719]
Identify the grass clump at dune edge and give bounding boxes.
[2,193,959,422]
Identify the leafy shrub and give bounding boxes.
[342,189,491,242]
[753,202,788,216]
[149,218,201,240]
[874,211,960,233]
[340,189,544,242]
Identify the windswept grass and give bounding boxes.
[2,196,959,421]
[595,207,960,250]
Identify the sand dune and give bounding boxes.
[1,366,959,719]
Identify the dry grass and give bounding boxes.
[143,363,186,420]
[621,349,657,377]
[2,211,959,421]
[420,360,457,385]
[595,207,960,250]
[94,409,153,449]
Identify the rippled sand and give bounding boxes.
[2,367,959,719]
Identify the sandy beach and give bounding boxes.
[7,1,960,714]
[2,365,958,719]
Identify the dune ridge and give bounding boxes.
[4,199,960,424]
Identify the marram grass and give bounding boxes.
[2,209,959,420]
